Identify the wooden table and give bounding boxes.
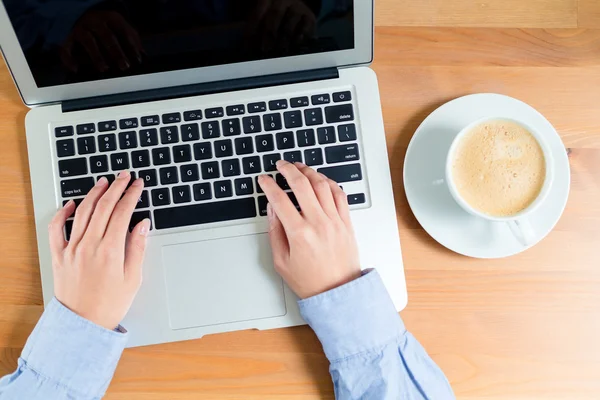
[1,1,599,398]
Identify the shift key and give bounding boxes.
[318,163,362,183]
[61,177,95,198]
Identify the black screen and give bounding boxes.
[3,0,354,88]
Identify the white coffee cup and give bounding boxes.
[445,117,555,247]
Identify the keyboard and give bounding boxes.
[53,89,368,239]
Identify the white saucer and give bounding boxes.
[403,93,571,258]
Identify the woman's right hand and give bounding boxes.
[258,161,361,299]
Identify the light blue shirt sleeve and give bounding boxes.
[298,269,456,400]
[0,298,128,400]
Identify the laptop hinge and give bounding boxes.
[62,68,339,113]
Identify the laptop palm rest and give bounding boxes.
[162,233,287,330]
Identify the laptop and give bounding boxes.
[0,0,407,347]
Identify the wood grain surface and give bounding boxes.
[1,1,600,399]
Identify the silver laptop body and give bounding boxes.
[0,0,406,347]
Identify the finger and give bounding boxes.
[326,177,353,229]
[267,203,289,270]
[77,30,109,72]
[295,163,338,219]
[104,178,144,244]
[86,171,131,240]
[258,174,303,231]
[108,17,144,63]
[59,39,79,72]
[91,25,130,70]
[68,177,110,246]
[48,200,75,256]
[124,218,150,284]
[276,160,325,220]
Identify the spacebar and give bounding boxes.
[154,198,257,230]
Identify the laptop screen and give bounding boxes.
[3,0,355,89]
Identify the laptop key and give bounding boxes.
[296,129,316,147]
[193,183,212,201]
[206,107,224,118]
[98,134,117,152]
[283,150,302,163]
[139,169,158,187]
[201,121,221,139]
[348,193,366,205]
[193,142,213,160]
[141,115,160,126]
[152,147,171,165]
[214,180,233,198]
[56,139,75,157]
[131,150,151,168]
[90,155,109,173]
[312,94,331,105]
[242,116,262,133]
[129,210,152,232]
[256,174,273,194]
[172,185,192,204]
[110,153,129,170]
[256,134,275,153]
[65,220,74,241]
[304,108,324,126]
[269,99,288,110]
[154,197,257,230]
[181,123,200,141]
[120,118,138,129]
[180,164,200,182]
[55,126,74,137]
[222,159,241,177]
[263,153,281,172]
[119,131,138,149]
[173,145,192,163]
[226,104,245,116]
[77,137,96,155]
[326,104,354,124]
[317,126,336,144]
[152,188,171,206]
[98,120,117,132]
[290,96,309,108]
[214,139,233,158]
[97,174,116,185]
[333,91,352,103]
[235,177,254,196]
[325,144,360,163]
[263,113,282,131]
[222,118,241,136]
[61,177,95,198]
[160,167,178,185]
[201,161,220,179]
[338,123,357,142]
[283,111,303,129]
[248,102,267,113]
[183,110,203,121]
[258,193,299,216]
[140,129,159,147]
[63,198,84,209]
[276,173,290,190]
[59,158,87,178]
[318,163,362,183]
[160,126,179,144]
[242,156,261,174]
[235,137,254,155]
[276,131,295,150]
[162,113,181,124]
[76,123,95,135]
[304,148,324,166]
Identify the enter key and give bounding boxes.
[325,144,361,164]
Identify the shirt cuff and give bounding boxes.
[21,297,128,398]
[298,269,405,362]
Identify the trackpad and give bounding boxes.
[162,234,287,330]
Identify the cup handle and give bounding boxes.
[507,218,536,247]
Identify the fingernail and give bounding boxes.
[118,171,130,180]
[139,219,151,236]
[295,162,306,167]
[96,177,107,186]
[276,160,286,167]
[267,203,274,223]
[131,178,143,187]
[63,199,74,208]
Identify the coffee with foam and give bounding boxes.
[451,120,546,217]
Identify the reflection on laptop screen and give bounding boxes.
[3,0,355,88]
